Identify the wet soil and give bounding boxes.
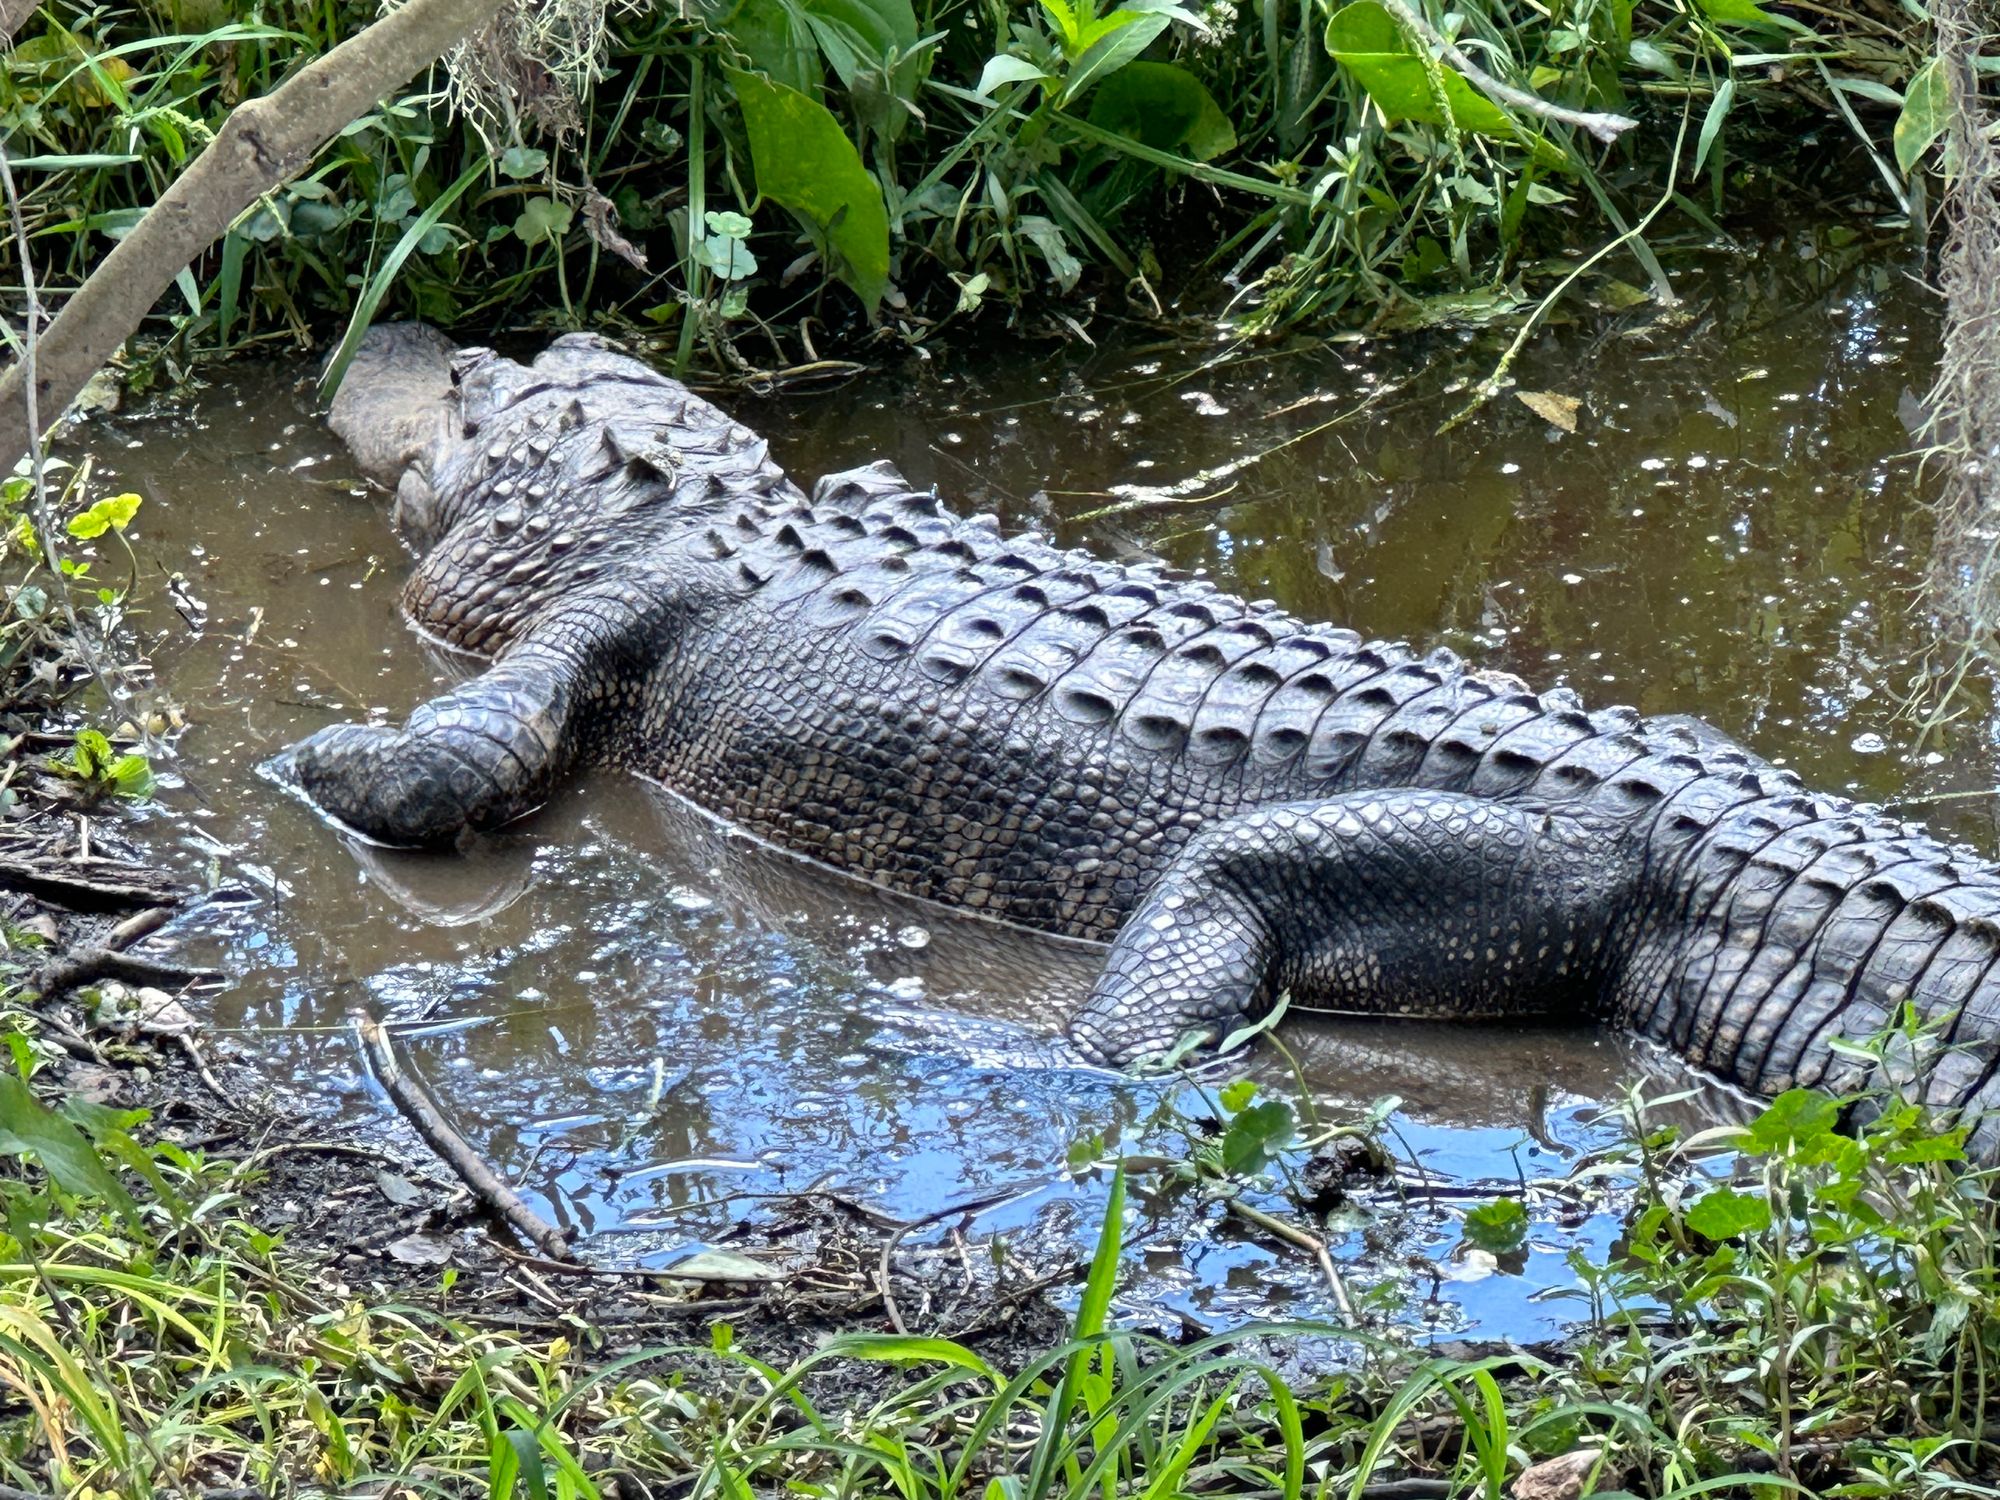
[39,218,1956,1350]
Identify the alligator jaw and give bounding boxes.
[325,321,459,495]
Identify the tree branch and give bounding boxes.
[0,1,39,46]
[0,0,512,471]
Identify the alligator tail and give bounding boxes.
[1620,789,2000,1154]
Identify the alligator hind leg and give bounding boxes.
[1067,791,1634,1065]
[284,593,639,847]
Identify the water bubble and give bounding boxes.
[1851,732,1888,755]
[897,924,931,950]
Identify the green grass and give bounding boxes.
[1,992,1999,1497]
[0,0,1944,372]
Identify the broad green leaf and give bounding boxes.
[1693,0,1806,34]
[1220,1099,1295,1176]
[1085,61,1237,160]
[1744,1087,1841,1156]
[1684,1186,1772,1241]
[66,490,141,539]
[718,0,824,95]
[108,754,156,800]
[0,1072,136,1219]
[498,146,548,180]
[727,67,890,315]
[1323,1,1567,169]
[1063,0,1197,103]
[1886,1131,1966,1165]
[1462,1196,1529,1253]
[1895,57,1949,175]
[512,196,573,246]
[977,53,1051,95]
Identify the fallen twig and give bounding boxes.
[877,1175,1060,1334]
[354,1013,575,1262]
[33,904,215,997]
[1224,1196,1355,1321]
[0,850,183,911]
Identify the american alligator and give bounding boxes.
[296,324,2000,1154]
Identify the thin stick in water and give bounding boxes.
[354,1013,576,1263]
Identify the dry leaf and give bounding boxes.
[376,1170,425,1207]
[663,1248,783,1282]
[386,1234,452,1266]
[1513,1448,1616,1500]
[1516,390,1581,433]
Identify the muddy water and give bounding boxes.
[75,228,1956,1342]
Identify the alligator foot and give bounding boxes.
[282,647,578,848]
[1067,790,1635,1066]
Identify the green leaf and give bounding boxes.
[512,196,574,246]
[1220,1099,1295,1176]
[721,0,825,95]
[66,491,142,540]
[798,0,921,97]
[1040,0,1084,53]
[1743,1088,1841,1156]
[727,67,890,314]
[1692,0,1807,34]
[1895,57,1949,176]
[1063,0,1192,103]
[498,145,549,180]
[500,1428,550,1500]
[1323,1,1567,169]
[1694,75,1734,178]
[1076,1162,1125,1339]
[1462,1196,1528,1254]
[107,754,156,800]
[1685,1186,1772,1241]
[1885,1130,1966,1165]
[1085,61,1237,160]
[0,1071,136,1220]
[1217,1079,1258,1114]
[977,53,1052,95]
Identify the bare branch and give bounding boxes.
[0,1,39,46]
[0,0,512,471]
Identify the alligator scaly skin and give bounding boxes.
[293,326,2000,1155]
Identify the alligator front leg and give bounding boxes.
[284,595,637,847]
[1067,791,1635,1066]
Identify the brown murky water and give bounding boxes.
[69,223,1957,1340]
